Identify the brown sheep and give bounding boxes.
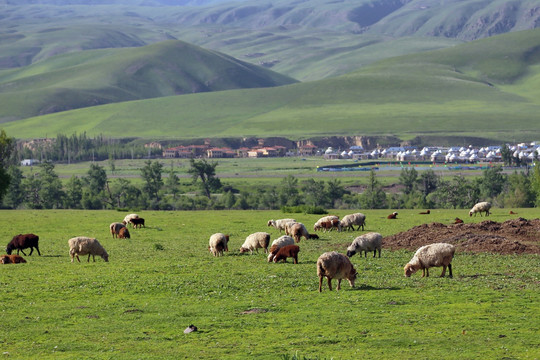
[317,251,357,292]
[1,254,27,264]
[272,245,300,264]
[130,217,145,228]
[6,234,40,256]
[509,210,517,215]
[118,227,131,239]
[110,222,126,238]
[289,223,310,243]
[419,210,430,214]
[387,212,398,219]
[454,217,464,224]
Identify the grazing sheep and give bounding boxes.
[208,233,229,257]
[346,232,382,258]
[240,232,271,254]
[289,222,311,243]
[68,237,109,263]
[267,235,295,262]
[6,234,40,256]
[387,212,398,219]
[317,252,357,292]
[110,222,126,238]
[1,254,27,264]
[273,245,300,264]
[454,217,464,224]
[404,243,455,278]
[313,215,341,232]
[340,213,366,231]
[419,210,431,215]
[130,217,145,229]
[267,219,296,233]
[469,202,491,217]
[118,227,131,239]
[122,213,140,226]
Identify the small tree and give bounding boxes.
[187,159,222,199]
[399,167,418,195]
[141,160,164,202]
[360,169,387,209]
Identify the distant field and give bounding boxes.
[0,209,538,359]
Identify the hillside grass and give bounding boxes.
[4,29,540,142]
[0,209,539,359]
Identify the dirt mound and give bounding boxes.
[383,218,540,255]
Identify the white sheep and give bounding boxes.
[208,233,229,257]
[267,218,296,233]
[340,213,366,231]
[240,232,271,254]
[346,232,382,258]
[122,213,140,226]
[288,222,310,243]
[68,237,109,263]
[267,235,295,262]
[317,251,357,292]
[404,243,455,278]
[313,215,341,232]
[469,202,491,217]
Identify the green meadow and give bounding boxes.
[1,209,538,359]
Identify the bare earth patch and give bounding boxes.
[382,218,540,255]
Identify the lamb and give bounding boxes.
[208,233,229,257]
[404,243,455,278]
[419,210,431,215]
[1,254,27,264]
[340,213,366,231]
[267,218,296,233]
[239,232,271,254]
[267,235,295,262]
[454,217,464,224]
[317,251,357,292]
[469,202,491,217]
[346,232,382,258]
[122,213,140,227]
[110,222,126,238]
[387,212,398,219]
[68,237,109,263]
[118,227,131,239]
[130,217,145,229]
[272,245,300,264]
[313,215,341,232]
[6,233,41,256]
[288,222,310,243]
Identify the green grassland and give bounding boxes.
[1,209,539,359]
[4,29,540,143]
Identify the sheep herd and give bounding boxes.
[207,203,484,292]
[4,203,498,291]
[1,213,145,265]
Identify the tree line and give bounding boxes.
[2,129,540,211]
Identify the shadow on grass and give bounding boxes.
[351,284,400,291]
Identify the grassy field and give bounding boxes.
[1,209,539,359]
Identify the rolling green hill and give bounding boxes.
[2,0,539,82]
[4,29,540,143]
[0,40,297,121]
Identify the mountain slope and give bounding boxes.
[0,40,297,121]
[4,29,540,143]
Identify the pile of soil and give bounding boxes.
[383,218,540,255]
